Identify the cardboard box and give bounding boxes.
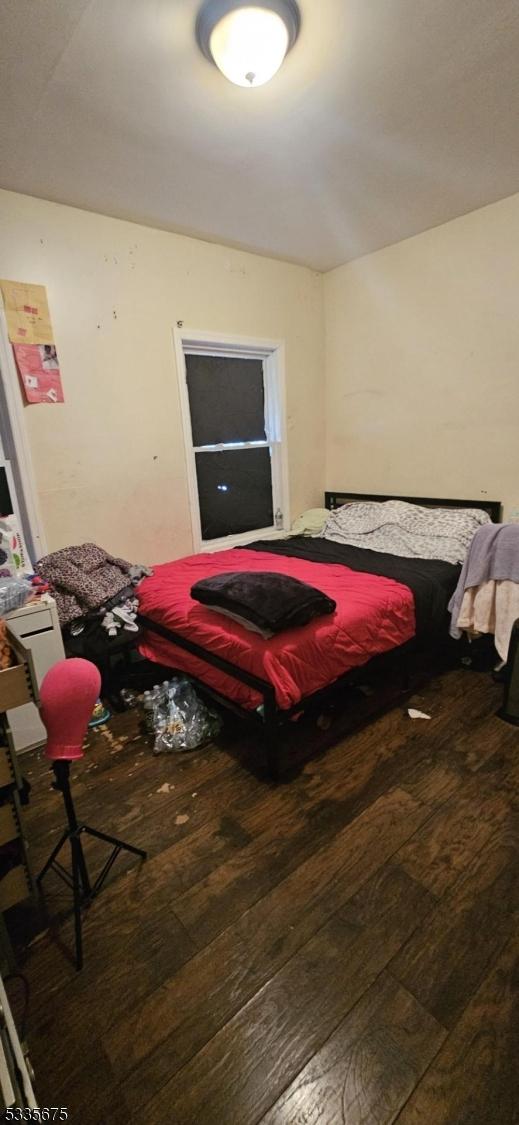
[0,803,18,847]
[0,864,31,911]
[0,629,38,712]
[0,746,15,790]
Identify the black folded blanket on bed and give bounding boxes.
[191,571,336,638]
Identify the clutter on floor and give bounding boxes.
[88,697,112,727]
[76,667,223,756]
[139,677,222,754]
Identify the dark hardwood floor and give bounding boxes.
[6,665,519,1124]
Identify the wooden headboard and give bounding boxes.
[324,491,502,524]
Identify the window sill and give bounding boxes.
[199,527,288,554]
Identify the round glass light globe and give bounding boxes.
[209,6,290,87]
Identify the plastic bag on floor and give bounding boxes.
[141,677,222,754]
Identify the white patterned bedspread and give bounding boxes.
[322,500,490,564]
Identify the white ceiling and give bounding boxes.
[1,0,519,271]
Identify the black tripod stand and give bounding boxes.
[37,760,147,970]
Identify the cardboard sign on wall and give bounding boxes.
[0,279,54,345]
[0,279,64,404]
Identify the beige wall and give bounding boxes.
[324,192,519,519]
[0,189,324,562]
[2,186,518,566]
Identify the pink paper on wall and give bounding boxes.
[13,343,64,404]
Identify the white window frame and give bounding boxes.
[174,328,290,553]
[0,304,48,561]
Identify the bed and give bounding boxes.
[137,492,501,777]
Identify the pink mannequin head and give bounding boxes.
[40,658,102,761]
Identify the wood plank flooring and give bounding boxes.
[5,665,518,1124]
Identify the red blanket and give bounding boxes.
[138,548,415,711]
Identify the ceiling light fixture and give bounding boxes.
[196,0,301,88]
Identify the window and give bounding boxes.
[176,330,289,551]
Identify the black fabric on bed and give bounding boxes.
[244,536,460,638]
[191,570,336,636]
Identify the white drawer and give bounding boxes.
[5,598,65,754]
[6,608,53,638]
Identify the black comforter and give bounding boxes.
[244,536,460,638]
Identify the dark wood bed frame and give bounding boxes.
[138,492,502,779]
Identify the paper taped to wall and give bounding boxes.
[0,279,54,345]
[13,343,64,404]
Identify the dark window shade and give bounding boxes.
[195,448,273,540]
[186,355,266,446]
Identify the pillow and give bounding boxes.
[191,571,336,637]
[289,508,330,537]
[322,500,490,564]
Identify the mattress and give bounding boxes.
[137,547,416,711]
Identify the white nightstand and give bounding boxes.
[5,596,65,754]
